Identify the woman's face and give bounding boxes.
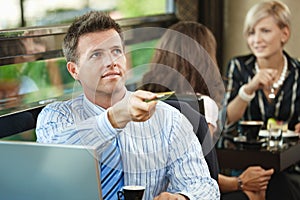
[247,16,289,59]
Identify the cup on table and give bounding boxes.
[239,120,264,142]
[117,185,145,200]
[268,123,283,150]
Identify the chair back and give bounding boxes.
[163,96,219,181]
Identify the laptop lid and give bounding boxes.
[0,141,102,200]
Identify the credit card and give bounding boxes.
[145,91,175,102]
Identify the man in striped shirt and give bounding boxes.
[35,11,219,200]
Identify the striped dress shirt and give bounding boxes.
[36,92,220,200]
[223,52,300,132]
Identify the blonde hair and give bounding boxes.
[243,0,291,37]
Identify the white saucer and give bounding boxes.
[259,130,299,138]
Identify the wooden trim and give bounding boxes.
[198,0,224,72]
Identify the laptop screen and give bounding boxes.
[0,141,102,200]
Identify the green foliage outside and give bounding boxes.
[116,0,166,18]
[21,61,49,89]
[0,64,22,81]
[126,39,158,86]
[128,39,158,68]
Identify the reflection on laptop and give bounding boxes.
[0,141,102,200]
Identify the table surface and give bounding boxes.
[216,136,300,172]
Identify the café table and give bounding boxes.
[216,133,300,172]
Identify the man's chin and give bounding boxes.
[99,84,126,95]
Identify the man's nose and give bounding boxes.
[104,53,116,68]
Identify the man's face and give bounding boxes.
[69,29,127,98]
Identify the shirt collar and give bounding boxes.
[82,90,131,115]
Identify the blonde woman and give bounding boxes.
[223,1,300,199]
[223,0,300,134]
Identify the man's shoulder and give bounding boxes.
[153,100,185,123]
[156,100,181,113]
[43,94,84,111]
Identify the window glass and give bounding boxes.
[126,39,158,90]
[0,0,169,29]
[0,0,174,138]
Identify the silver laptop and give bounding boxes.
[0,140,102,200]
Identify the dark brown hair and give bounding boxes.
[141,21,217,97]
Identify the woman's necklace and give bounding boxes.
[255,55,288,99]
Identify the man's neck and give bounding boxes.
[85,87,127,109]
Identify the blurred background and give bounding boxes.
[0,0,299,141]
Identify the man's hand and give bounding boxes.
[154,192,188,200]
[108,90,158,128]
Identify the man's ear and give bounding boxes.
[67,61,79,80]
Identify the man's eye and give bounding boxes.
[91,52,101,58]
[113,49,122,55]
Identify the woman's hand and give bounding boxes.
[154,192,188,200]
[239,166,274,192]
[244,190,266,200]
[246,69,277,94]
[294,122,300,134]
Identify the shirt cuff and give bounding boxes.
[96,110,122,138]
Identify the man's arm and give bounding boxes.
[36,90,158,149]
[35,101,117,147]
